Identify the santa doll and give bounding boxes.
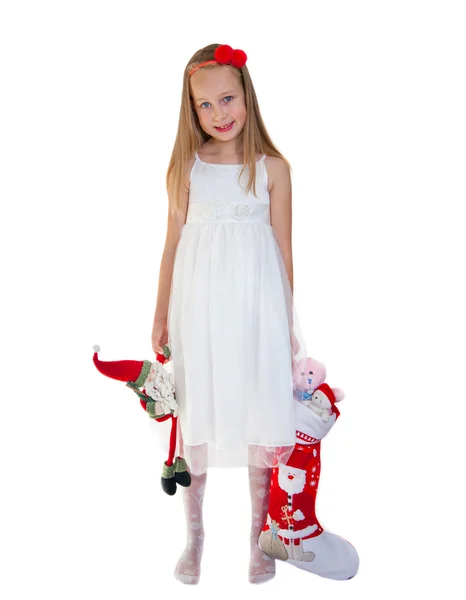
[92,344,191,496]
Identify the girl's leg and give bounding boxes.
[247,462,276,584]
[174,469,207,584]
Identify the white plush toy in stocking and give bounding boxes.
[259,372,359,581]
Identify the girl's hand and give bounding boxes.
[152,317,170,358]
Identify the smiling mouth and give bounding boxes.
[215,121,234,130]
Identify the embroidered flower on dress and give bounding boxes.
[233,204,251,220]
[202,201,252,221]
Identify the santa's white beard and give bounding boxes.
[278,465,306,495]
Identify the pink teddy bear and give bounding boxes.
[292,357,345,409]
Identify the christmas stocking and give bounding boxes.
[258,387,359,580]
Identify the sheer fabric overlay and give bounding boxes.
[148,246,308,477]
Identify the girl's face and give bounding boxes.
[190,66,246,142]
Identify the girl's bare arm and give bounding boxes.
[152,168,191,324]
[269,158,294,295]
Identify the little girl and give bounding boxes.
[151,43,307,585]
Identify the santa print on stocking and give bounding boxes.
[259,378,360,581]
[268,443,323,558]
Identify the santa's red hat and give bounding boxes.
[93,347,152,386]
[314,383,340,417]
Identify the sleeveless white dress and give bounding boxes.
[164,151,308,475]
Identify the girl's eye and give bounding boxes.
[200,96,233,109]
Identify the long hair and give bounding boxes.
[166,43,292,220]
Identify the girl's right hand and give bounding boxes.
[151,317,170,359]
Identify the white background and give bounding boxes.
[1,1,465,598]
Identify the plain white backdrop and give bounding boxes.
[1,1,465,598]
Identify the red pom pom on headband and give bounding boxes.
[188,44,247,77]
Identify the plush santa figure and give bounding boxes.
[259,391,359,580]
[92,344,191,496]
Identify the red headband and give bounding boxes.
[188,44,247,77]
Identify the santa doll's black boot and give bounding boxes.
[161,461,177,495]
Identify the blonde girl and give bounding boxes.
[151,43,306,584]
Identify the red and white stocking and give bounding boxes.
[259,399,359,580]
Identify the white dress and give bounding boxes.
[164,151,308,475]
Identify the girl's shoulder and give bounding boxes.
[263,155,288,194]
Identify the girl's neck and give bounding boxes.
[203,138,244,159]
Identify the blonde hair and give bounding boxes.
[166,43,292,220]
